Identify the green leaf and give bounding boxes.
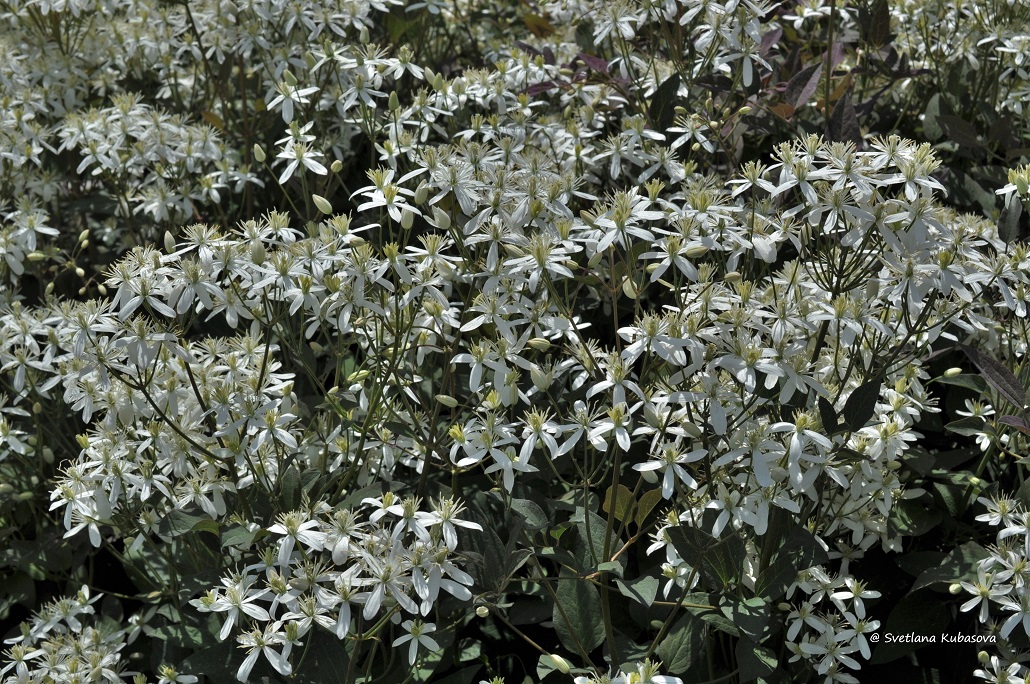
[553,573,605,654]
[510,498,548,530]
[148,624,204,648]
[888,496,943,537]
[158,509,216,539]
[935,373,989,394]
[999,196,1023,243]
[923,93,943,141]
[649,74,680,131]
[944,416,987,436]
[719,596,771,641]
[615,575,659,607]
[603,484,635,523]
[959,344,1027,409]
[870,590,950,663]
[667,526,746,591]
[221,525,267,549]
[735,638,778,682]
[841,378,881,431]
[634,488,664,527]
[755,526,830,600]
[656,612,705,675]
[817,396,839,434]
[911,541,989,592]
[280,465,302,510]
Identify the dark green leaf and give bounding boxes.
[911,541,989,592]
[999,196,1023,243]
[938,115,982,149]
[280,466,301,510]
[935,372,989,394]
[649,74,680,131]
[944,416,987,436]
[221,525,267,549]
[888,496,943,537]
[510,498,548,530]
[841,378,881,431]
[958,344,1026,409]
[755,526,830,600]
[735,638,778,682]
[923,93,943,141]
[158,509,215,539]
[870,590,950,663]
[817,396,839,434]
[553,574,605,654]
[656,612,705,674]
[719,597,771,641]
[666,526,745,591]
[615,575,659,607]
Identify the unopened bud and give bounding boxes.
[164,231,176,254]
[283,70,298,87]
[622,277,638,299]
[250,240,266,265]
[97,284,107,296]
[77,229,90,243]
[388,91,400,111]
[45,282,54,296]
[949,583,963,595]
[432,207,451,231]
[549,655,571,675]
[587,252,604,268]
[685,244,708,258]
[436,394,459,408]
[27,252,45,262]
[943,368,963,378]
[331,160,343,173]
[414,183,429,205]
[401,209,414,230]
[78,287,86,295]
[724,271,742,283]
[76,434,90,449]
[312,194,333,215]
[253,143,266,163]
[32,402,42,415]
[475,606,489,618]
[527,338,551,352]
[530,365,553,391]
[75,267,85,278]
[978,651,990,664]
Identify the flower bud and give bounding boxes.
[388,90,400,111]
[97,284,107,296]
[622,277,638,299]
[32,402,42,415]
[45,282,54,296]
[436,394,458,408]
[943,367,963,378]
[331,160,343,173]
[724,271,742,283]
[587,252,604,268]
[75,267,86,278]
[414,182,429,205]
[78,229,90,243]
[312,194,333,215]
[283,70,298,87]
[527,337,551,352]
[685,244,708,258]
[549,655,571,675]
[250,240,266,265]
[432,207,450,231]
[949,583,963,595]
[401,209,415,230]
[164,230,176,254]
[530,365,553,391]
[475,606,489,618]
[253,143,266,163]
[27,252,45,261]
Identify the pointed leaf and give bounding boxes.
[959,344,1026,409]
[649,73,680,131]
[841,378,881,431]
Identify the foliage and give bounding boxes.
[1,0,1030,683]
